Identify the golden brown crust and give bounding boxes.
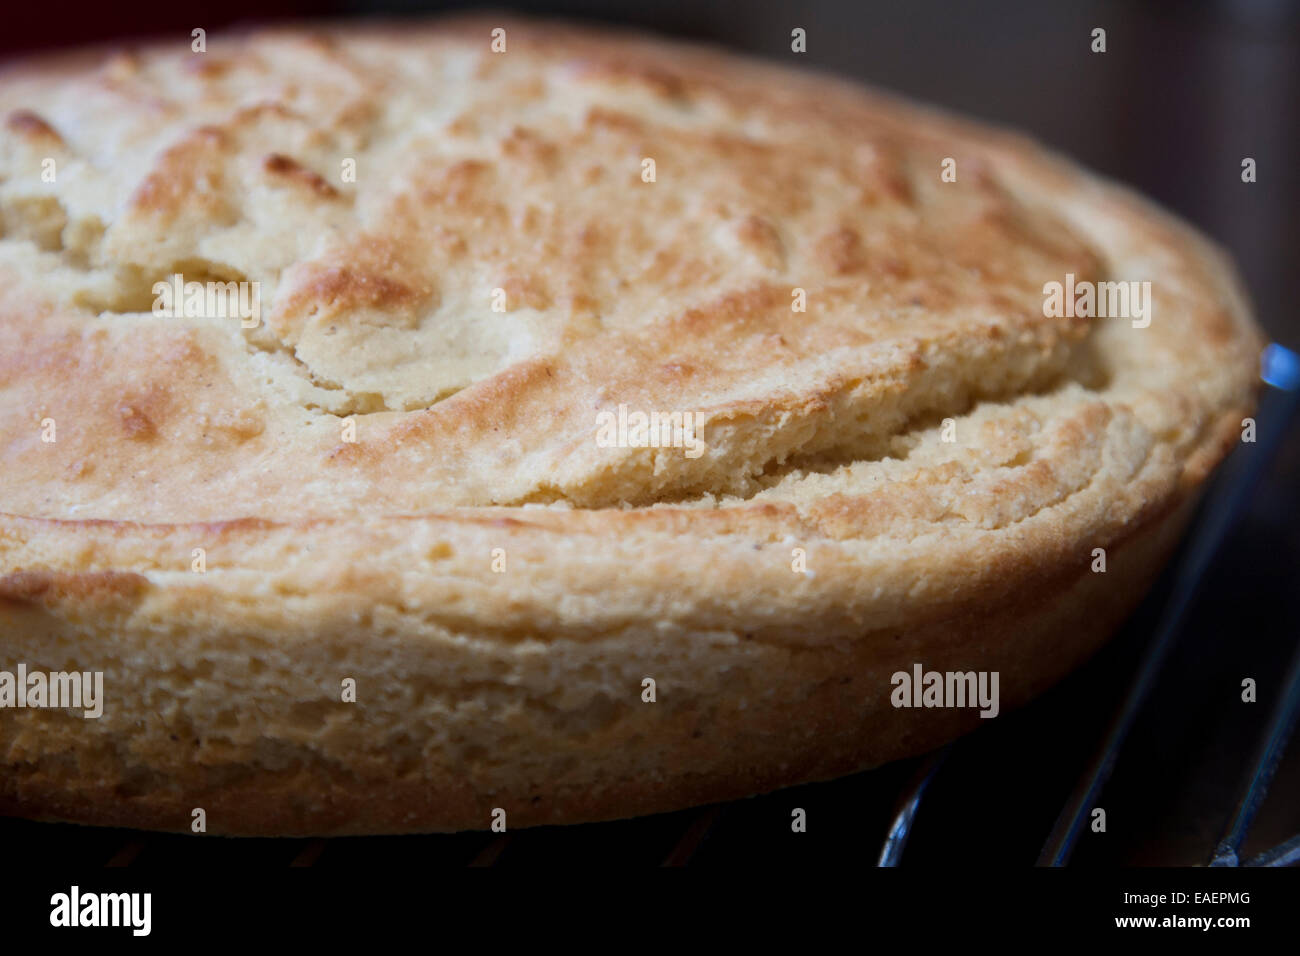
[0,16,1263,834]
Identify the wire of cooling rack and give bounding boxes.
[1034,344,1300,868]
[877,747,948,867]
[1211,635,1300,866]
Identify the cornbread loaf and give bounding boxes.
[0,18,1262,834]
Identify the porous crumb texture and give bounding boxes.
[0,18,1262,833]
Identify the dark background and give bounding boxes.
[2,0,1296,866]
